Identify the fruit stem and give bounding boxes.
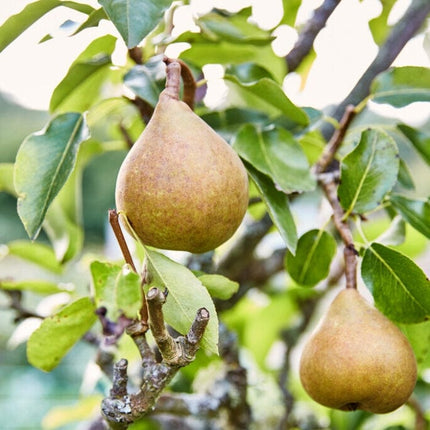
[163,56,196,109]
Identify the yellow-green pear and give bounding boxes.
[299,288,417,414]
[115,60,248,253]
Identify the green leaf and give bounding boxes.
[233,124,315,193]
[374,216,406,247]
[285,229,337,287]
[198,274,239,300]
[27,297,97,371]
[99,0,173,48]
[402,321,430,371]
[0,279,70,295]
[361,243,430,323]
[50,35,117,113]
[225,75,308,125]
[390,194,430,239]
[0,0,94,52]
[245,162,297,254]
[14,113,89,239]
[338,128,399,215]
[371,66,430,107]
[144,248,219,355]
[0,163,16,195]
[116,265,142,318]
[398,123,430,166]
[71,8,108,37]
[397,158,415,190]
[7,240,63,273]
[368,0,396,45]
[281,0,301,26]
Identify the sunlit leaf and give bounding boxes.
[368,0,396,45]
[233,124,315,193]
[198,274,239,300]
[402,321,430,371]
[144,248,219,355]
[245,162,297,254]
[390,194,430,239]
[0,279,70,295]
[362,243,430,323]
[27,297,97,371]
[338,128,399,215]
[285,229,337,287]
[116,265,142,318]
[0,163,16,195]
[14,113,89,239]
[99,0,173,48]
[371,66,430,107]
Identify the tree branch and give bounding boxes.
[321,0,430,140]
[286,0,341,72]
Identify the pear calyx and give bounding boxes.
[115,60,249,253]
[299,288,417,414]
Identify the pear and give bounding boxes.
[299,288,417,414]
[115,60,248,253]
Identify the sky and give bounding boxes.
[0,0,428,123]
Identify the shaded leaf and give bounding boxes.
[27,297,97,371]
[285,229,337,287]
[144,248,218,355]
[361,243,430,323]
[0,0,94,52]
[245,162,297,254]
[233,124,315,193]
[398,123,430,166]
[390,194,430,239]
[397,158,415,190]
[338,128,399,215]
[14,113,89,239]
[7,240,63,273]
[374,216,406,247]
[225,75,308,125]
[71,8,108,37]
[50,35,117,113]
[371,66,430,107]
[0,279,70,295]
[99,0,173,48]
[198,274,239,300]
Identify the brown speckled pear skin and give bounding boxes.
[299,288,417,414]
[115,62,248,253]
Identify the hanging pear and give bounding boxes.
[299,288,417,414]
[115,60,249,253]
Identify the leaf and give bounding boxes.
[0,163,16,195]
[402,321,430,371]
[71,8,108,37]
[7,240,63,273]
[225,75,309,125]
[99,0,173,48]
[280,0,301,26]
[361,243,430,323]
[285,229,337,287]
[144,248,219,355]
[337,128,399,215]
[0,0,94,52]
[374,216,406,247]
[27,297,97,371]
[398,123,430,166]
[233,124,315,193]
[0,279,70,295]
[50,35,117,113]
[371,66,430,107]
[14,113,89,239]
[368,0,396,45]
[245,162,297,254]
[198,274,239,300]
[116,265,142,318]
[390,194,430,239]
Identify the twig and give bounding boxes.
[286,0,341,72]
[125,96,154,125]
[118,123,134,150]
[321,0,430,140]
[128,47,143,65]
[2,290,43,322]
[408,395,428,430]
[108,209,137,273]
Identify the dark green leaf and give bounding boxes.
[285,229,337,287]
[338,128,399,215]
[99,0,173,48]
[397,158,415,190]
[14,113,89,239]
[390,194,430,239]
[0,279,70,295]
[50,35,117,113]
[198,274,239,300]
[27,297,97,371]
[144,248,219,355]
[225,75,308,125]
[7,240,63,273]
[371,66,430,107]
[361,243,430,323]
[398,124,430,166]
[245,162,297,254]
[233,124,315,193]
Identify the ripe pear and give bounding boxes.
[115,60,248,253]
[299,288,417,414]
